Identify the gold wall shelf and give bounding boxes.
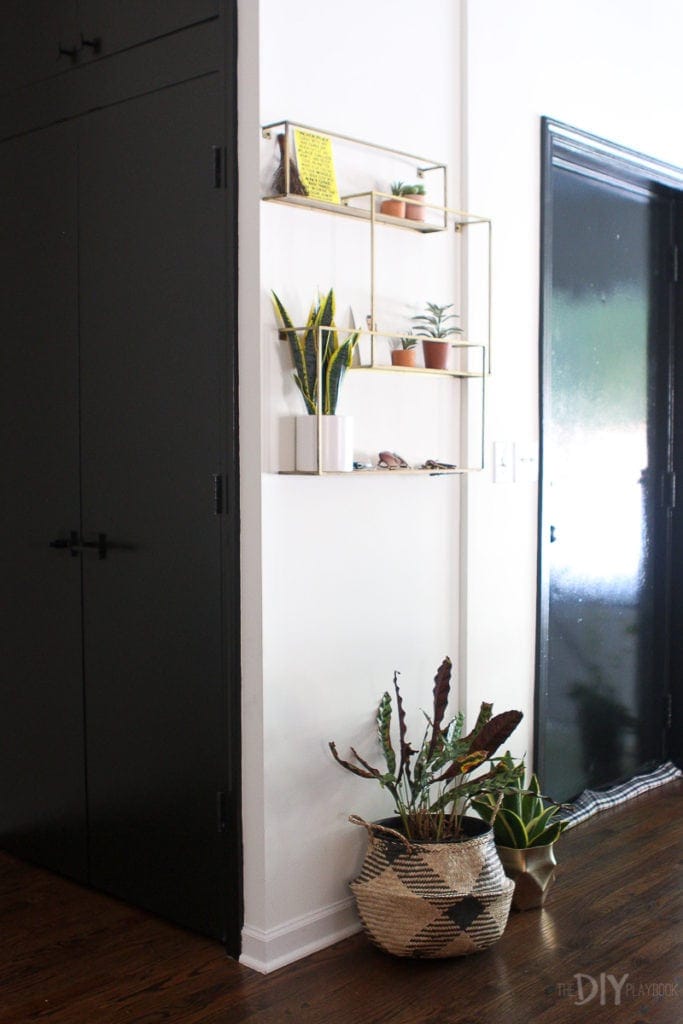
[275,326,486,477]
[262,121,492,476]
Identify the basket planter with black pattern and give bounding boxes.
[349,815,514,959]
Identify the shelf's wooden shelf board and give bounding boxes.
[262,193,447,233]
[278,467,482,477]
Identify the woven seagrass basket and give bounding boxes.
[349,815,514,958]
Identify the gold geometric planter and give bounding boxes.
[496,843,558,910]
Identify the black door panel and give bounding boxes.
[538,121,675,801]
[0,123,87,879]
[78,0,219,60]
[79,75,229,939]
[0,9,239,951]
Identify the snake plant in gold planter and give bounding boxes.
[472,753,568,910]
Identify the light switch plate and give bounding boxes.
[493,441,514,483]
[514,442,539,483]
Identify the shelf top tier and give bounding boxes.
[262,191,491,232]
[262,119,449,218]
[261,119,447,173]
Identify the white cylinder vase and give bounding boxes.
[295,415,353,473]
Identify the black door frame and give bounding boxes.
[536,117,683,786]
[219,0,243,957]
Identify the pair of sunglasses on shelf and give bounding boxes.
[376,451,457,471]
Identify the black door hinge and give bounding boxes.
[665,692,673,729]
[213,473,224,515]
[672,244,680,284]
[212,145,227,189]
[216,791,228,833]
[661,470,676,509]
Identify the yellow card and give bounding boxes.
[294,129,340,204]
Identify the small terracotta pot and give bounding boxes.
[404,195,426,221]
[422,339,451,370]
[391,348,417,368]
[380,198,406,218]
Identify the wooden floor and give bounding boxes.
[0,780,681,1024]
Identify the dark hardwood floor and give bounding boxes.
[0,780,681,1024]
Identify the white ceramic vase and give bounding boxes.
[295,415,353,473]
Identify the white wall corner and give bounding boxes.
[237,0,268,941]
[239,898,361,974]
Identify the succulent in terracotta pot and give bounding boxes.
[411,301,463,370]
[390,334,418,368]
[380,181,407,219]
[403,182,427,222]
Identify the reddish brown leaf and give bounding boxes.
[328,741,380,779]
[393,671,412,777]
[427,657,452,757]
[433,749,487,782]
[467,710,523,758]
[349,746,383,779]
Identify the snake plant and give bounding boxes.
[272,288,359,415]
[471,753,568,848]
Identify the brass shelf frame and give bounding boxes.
[263,121,492,476]
[277,325,486,477]
[262,118,448,207]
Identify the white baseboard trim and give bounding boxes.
[239,896,361,974]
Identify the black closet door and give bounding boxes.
[0,2,78,95]
[0,123,87,879]
[78,0,219,56]
[79,74,230,940]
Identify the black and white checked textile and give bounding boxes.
[560,761,682,831]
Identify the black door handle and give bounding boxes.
[550,524,557,543]
[78,533,108,560]
[49,530,80,556]
[49,531,107,559]
[57,43,80,62]
[80,33,102,54]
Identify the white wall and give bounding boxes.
[239,0,467,973]
[239,0,683,974]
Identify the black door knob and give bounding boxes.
[80,33,102,54]
[49,530,80,556]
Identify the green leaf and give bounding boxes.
[529,820,565,847]
[272,291,312,409]
[526,804,562,843]
[377,692,396,776]
[493,808,529,848]
[470,795,497,824]
[462,702,493,745]
[324,331,358,414]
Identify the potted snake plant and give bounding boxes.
[272,288,359,472]
[472,753,568,910]
[329,657,524,958]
